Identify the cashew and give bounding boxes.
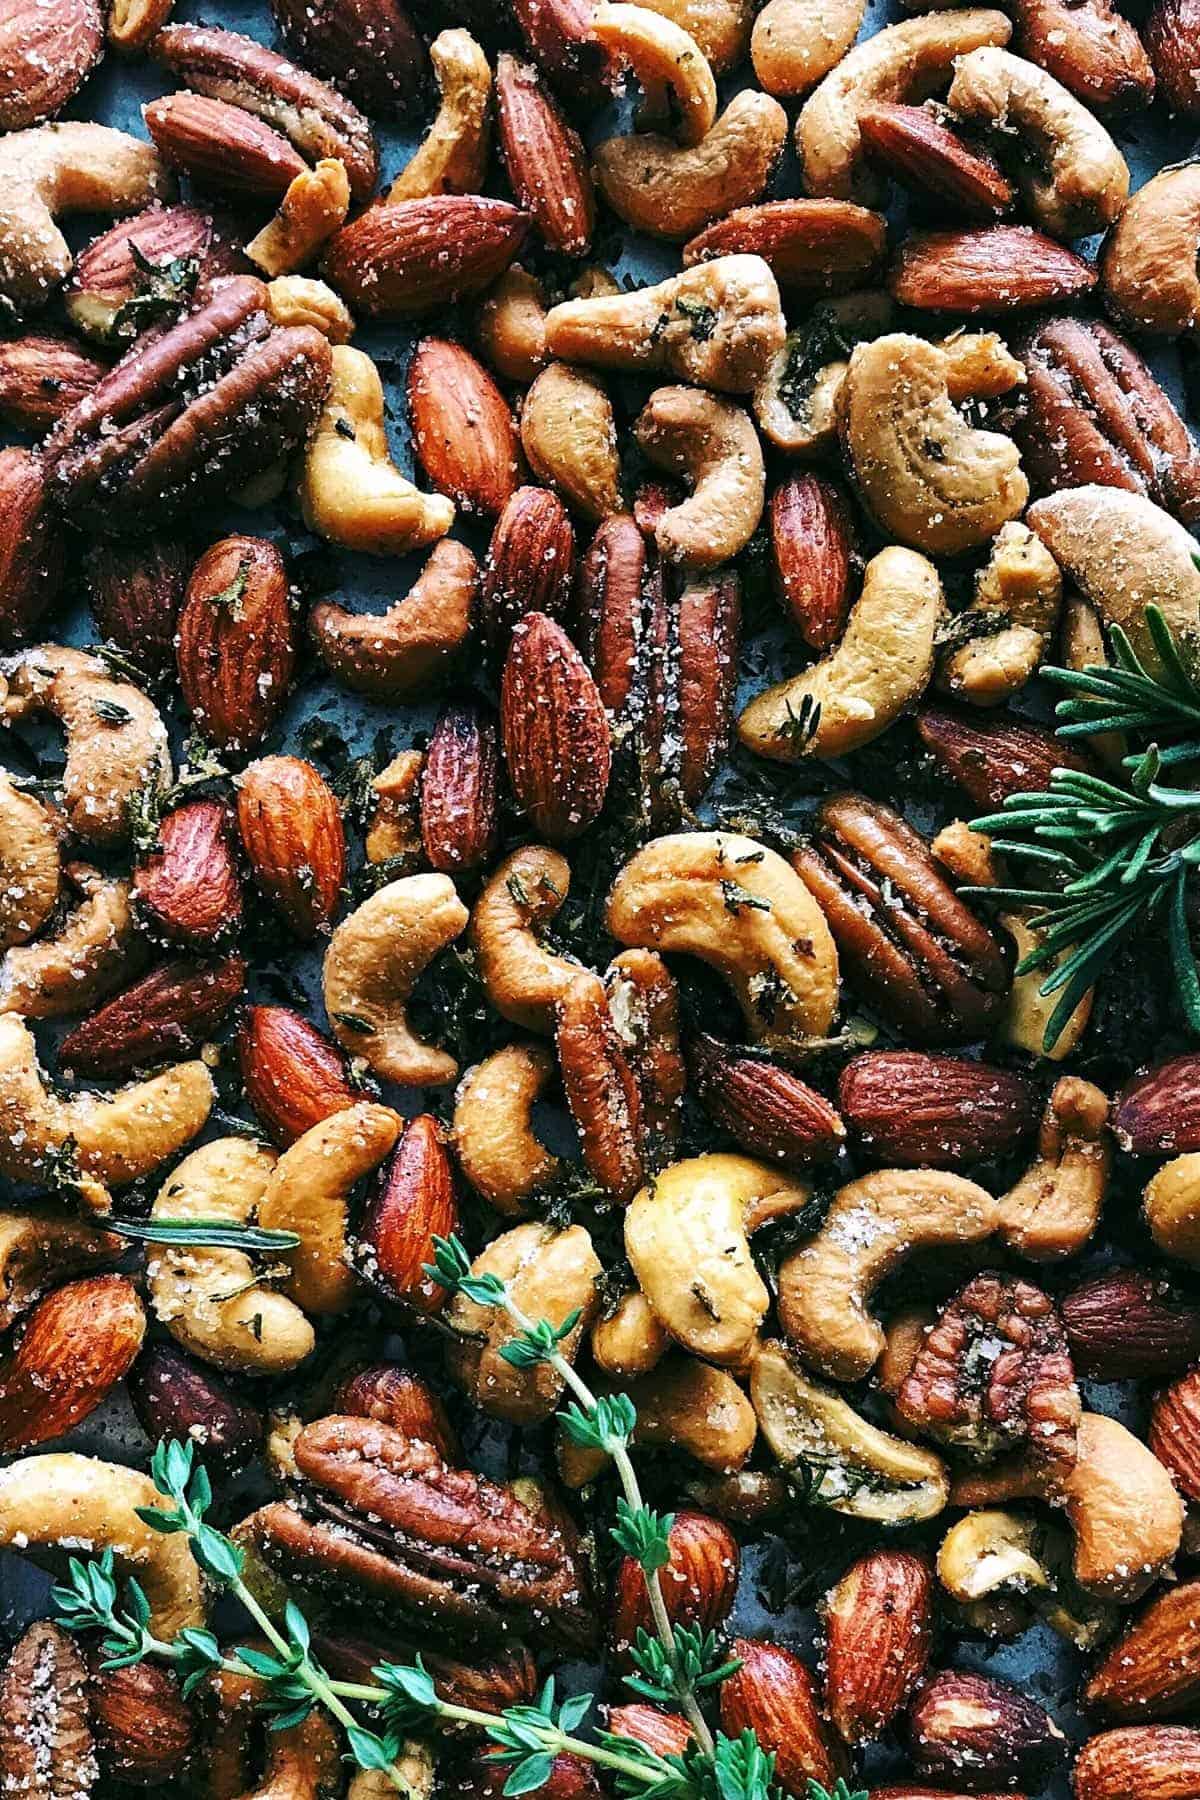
[948,48,1128,237]
[0,122,172,314]
[147,1137,315,1376]
[634,386,764,568]
[350,1744,435,1800]
[388,30,492,202]
[310,539,476,703]
[258,1103,401,1316]
[939,522,1063,707]
[625,1153,811,1367]
[0,1012,212,1202]
[591,1290,671,1379]
[364,751,424,869]
[937,1510,1118,1650]
[247,159,351,278]
[877,1303,936,1402]
[0,1209,122,1332]
[796,9,1012,203]
[1001,911,1095,1060]
[1027,486,1200,671]
[625,0,753,70]
[777,1168,1000,1381]
[752,0,867,97]
[470,846,580,1034]
[593,90,788,241]
[838,333,1027,555]
[265,275,355,342]
[1060,592,1125,768]
[999,1077,1110,1261]
[323,874,469,1085]
[1,646,171,848]
[1145,1154,1200,1266]
[452,1043,560,1215]
[557,1353,756,1485]
[544,255,785,395]
[593,4,718,145]
[477,265,548,385]
[299,345,455,556]
[521,363,621,522]
[447,1223,601,1424]
[0,772,61,952]
[739,545,944,762]
[0,1454,203,1636]
[607,830,839,1051]
[751,1339,949,1523]
[235,1711,341,1800]
[1101,162,1200,336]
[0,864,145,1021]
[932,818,1000,889]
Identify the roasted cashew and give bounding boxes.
[323,874,469,1085]
[625,1154,811,1367]
[777,1168,1000,1381]
[477,265,548,385]
[1144,1154,1200,1266]
[752,290,894,453]
[627,0,753,70]
[310,540,477,703]
[999,1077,1110,1261]
[608,830,839,1052]
[634,386,765,568]
[388,30,492,202]
[521,363,621,522]
[593,90,788,241]
[0,864,144,1021]
[593,3,719,146]
[0,1012,212,1203]
[544,255,785,395]
[265,274,355,342]
[751,1339,949,1522]
[234,1709,341,1800]
[1,646,171,848]
[1060,592,1124,768]
[591,1290,672,1379]
[939,523,1063,708]
[365,751,424,868]
[259,1103,401,1316]
[839,333,1027,555]
[752,0,867,97]
[796,9,1012,203]
[557,1353,756,1485]
[0,771,60,953]
[0,1208,121,1332]
[948,48,1128,237]
[937,1510,1118,1650]
[739,545,943,763]
[0,1454,203,1636]
[299,345,455,556]
[147,1136,315,1376]
[470,846,580,1034]
[452,1043,561,1215]
[1000,909,1096,1057]
[0,122,172,314]
[1101,162,1200,336]
[447,1223,601,1424]
[247,158,351,278]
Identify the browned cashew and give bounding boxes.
[627,0,754,70]
[752,0,867,97]
[591,1290,671,1379]
[265,273,355,341]
[938,522,1063,707]
[557,1353,757,1485]
[635,386,765,567]
[310,540,477,702]
[365,750,424,868]
[389,30,492,201]
[453,1042,561,1215]
[521,363,621,522]
[470,846,581,1033]
[1,646,171,847]
[1002,910,1095,1058]
[999,1077,1111,1261]
[1101,162,1200,335]
[0,771,61,953]
[593,90,788,240]
[948,48,1128,237]
[593,3,719,145]
[0,863,145,1021]
[796,9,1012,203]
[246,158,351,278]
[477,265,549,385]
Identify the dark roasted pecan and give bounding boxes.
[1017,0,1155,114]
[0,447,64,649]
[87,537,190,682]
[575,513,653,726]
[908,1671,1068,1790]
[555,970,645,1204]
[637,568,741,824]
[421,701,500,874]
[0,334,107,434]
[0,1623,95,1796]
[792,793,1010,1042]
[916,705,1095,809]
[896,1272,1081,1471]
[314,1631,536,1720]
[59,955,245,1076]
[688,1034,845,1166]
[65,204,247,346]
[838,1052,1039,1167]
[1061,1269,1200,1377]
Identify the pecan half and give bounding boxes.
[637,566,741,825]
[555,970,645,1204]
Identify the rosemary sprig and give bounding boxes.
[106,1218,301,1253]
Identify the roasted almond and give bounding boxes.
[482,485,576,651]
[128,1339,263,1478]
[496,54,595,258]
[610,1511,738,1666]
[838,1051,1039,1167]
[1149,1367,1200,1502]
[267,0,429,117]
[420,700,500,875]
[59,955,245,1076]
[324,195,531,320]
[907,1671,1068,1790]
[1115,1055,1200,1153]
[133,798,243,948]
[409,337,522,518]
[1062,1270,1200,1377]
[0,334,107,435]
[688,1034,845,1166]
[0,0,102,128]
[825,1550,933,1746]
[501,610,612,840]
[88,1656,195,1789]
[684,199,886,295]
[720,1638,844,1795]
[144,91,309,198]
[509,0,611,105]
[64,203,246,345]
[889,226,1097,314]
[916,704,1095,808]
[859,103,1014,216]
[236,754,346,940]
[87,537,190,684]
[334,1363,460,1463]
[176,534,296,757]
[770,472,856,652]
[1085,1576,1200,1719]
[0,1275,145,1452]
[352,1114,458,1316]
[1074,1726,1200,1800]
[0,446,65,650]
[1017,0,1155,115]
[238,1004,359,1146]
[606,1706,693,1758]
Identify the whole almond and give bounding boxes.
[825,1550,933,1746]
[0,447,64,649]
[87,537,189,683]
[1115,1054,1200,1153]
[720,1638,844,1794]
[890,226,1098,314]
[177,535,296,756]
[916,704,1095,807]
[0,1275,145,1452]
[334,1363,460,1463]
[60,955,246,1076]
[606,1707,692,1758]
[133,799,243,948]
[144,91,308,198]
[839,1052,1039,1167]
[496,54,595,258]
[1149,1367,1200,1502]
[908,1671,1068,1789]
[1061,1270,1200,1377]
[128,1339,263,1478]
[268,0,428,117]
[0,335,107,435]
[510,0,610,104]
[688,1034,845,1166]
[324,195,530,319]
[1144,0,1199,112]
[88,1657,195,1789]
[238,1003,359,1145]
[0,0,102,128]
[1086,1576,1200,1719]
[501,611,612,840]
[684,198,886,294]
[770,473,855,652]
[420,700,500,874]
[352,1114,458,1315]
[483,486,576,651]
[1074,1727,1200,1800]
[611,1512,738,1666]
[859,104,1014,216]
[237,754,346,940]
[409,338,521,517]
[64,203,246,345]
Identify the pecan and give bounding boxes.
[575,514,653,727]
[334,1364,460,1464]
[0,1623,96,1798]
[637,567,741,825]
[896,1272,1081,1472]
[555,970,645,1203]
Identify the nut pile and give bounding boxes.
[2,0,1200,1795]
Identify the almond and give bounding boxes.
[176,534,296,757]
[334,1363,460,1463]
[267,0,429,117]
[64,203,245,345]
[688,1033,845,1166]
[720,1638,844,1795]
[1061,1270,1200,1377]
[483,485,576,652]
[0,447,65,649]
[1144,0,1200,113]
[0,1275,145,1452]
[324,195,531,319]
[858,104,1014,216]
[59,955,245,1076]
[1085,1577,1200,1719]
[509,0,610,105]
[144,91,308,198]
[237,1003,359,1145]
[770,472,856,652]
[1074,1727,1200,1800]
[352,1113,458,1316]
[0,0,102,128]
[1016,0,1154,115]
[684,198,886,294]
[838,1051,1039,1167]
[133,798,243,948]
[1149,1367,1200,1501]
[501,610,612,840]
[127,1339,263,1479]
[236,754,346,940]
[420,700,500,875]
[606,1706,693,1758]
[889,225,1097,314]
[1115,1054,1200,1153]
[574,513,650,725]
[87,537,190,684]
[610,1511,738,1666]
[916,704,1095,807]
[907,1671,1068,1790]
[409,338,521,518]
[496,54,595,258]
[825,1550,933,1746]
[88,1657,195,1789]
[0,334,107,435]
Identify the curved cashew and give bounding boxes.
[1,646,171,848]
[1101,162,1200,336]
[545,255,784,396]
[796,9,1012,203]
[777,1168,1000,1381]
[999,1077,1110,1261]
[0,1012,212,1201]
[0,864,145,1021]
[310,540,476,703]
[751,1339,949,1523]
[258,1103,401,1316]
[593,90,788,241]
[247,158,351,278]
[634,386,764,568]
[0,121,172,314]
[591,1290,672,1379]
[470,846,580,1033]
[839,334,1027,555]
[1145,1154,1200,1266]
[388,30,492,202]
[0,1454,203,1636]
[752,0,867,97]
[626,1154,811,1367]
[557,1352,756,1485]
[323,874,469,1085]
[937,1510,1117,1650]
[265,274,355,342]
[521,363,621,523]
[624,0,753,70]
[452,1042,560,1215]
[235,1709,341,1800]
[607,830,839,1051]
[593,4,718,146]
[477,264,548,385]
[0,771,61,952]
[948,48,1128,237]
[147,1136,315,1376]
[299,345,455,556]
[739,545,944,763]
[938,522,1062,708]
[0,1208,122,1332]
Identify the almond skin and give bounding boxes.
[267,0,429,117]
[0,0,102,128]
[1016,0,1154,116]
[1074,1727,1200,1800]
[890,226,1098,314]
[59,955,245,1076]
[509,0,611,105]
[838,1052,1039,1167]
[501,610,612,840]
[483,485,576,652]
[409,338,522,518]
[324,195,531,319]
[0,1275,145,1452]
[87,538,190,684]
[1085,1577,1200,1719]
[720,1638,844,1794]
[684,198,886,294]
[496,54,595,258]
[1143,0,1198,114]
[128,1339,263,1479]
[688,1034,845,1166]
[0,446,64,649]
[825,1550,933,1746]
[133,799,243,949]
[1149,1367,1200,1502]
[606,1707,693,1758]
[610,1511,739,1667]
[238,1003,359,1146]
[420,700,500,875]
[907,1671,1068,1790]
[88,1657,195,1789]
[1061,1270,1200,1378]
[352,1114,458,1316]
[859,103,1014,216]
[1115,1054,1200,1153]
[916,705,1095,808]
[144,91,308,198]
[770,473,856,652]
[237,754,346,940]
[177,534,296,757]
[0,334,107,434]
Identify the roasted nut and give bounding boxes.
[907,1670,1068,1790]
[133,93,305,203]
[265,272,354,339]
[591,1290,671,1379]
[916,703,1092,807]
[420,701,499,876]
[496,54,594,256]
[593,3,717,144]
[87,537,189,683]
[0,772,61,955]
[107,0,175,52]
[859,102,1015,215]
[238,1004,357,1146]
[633,386,764,568]
[574,513,649,726]
[558,1353,757,1482]
[0,1274,143,1452]
[0,0,101,128]
[389,30,491,200]
[555,971,644,1203]
[471,846,580,1034]
[0,333,106,435]
[636,567,741,821]
[890,223,1097,313]
[935,1509,1119,1650]
[247,159,351,278]
[477,264,549,385]
[510,0,610,103]
[311,540,477,702]
[334,1365,460,1465]
[133,799,242,949]
[688,1034,844,1166]
[128,1340,263,1478]
[1074,1726,1200,1800]
[0,1623,95,1795]
[0,1210,122,1333]
[685,198,887,300]
[593,90,788,240]
[481,486,575,653]
[838,1053,1037,1167]
[622,0,751,69]
[611,1508,737,1664]
[324,194,530,320]
[608,1704,693,1759]
[1,863,145,1021]
[0,448,64,648]
[64,202,244,346]
[501,611,612,840]
[937,522,1062,708]
[1144,1155,1200,1264]
[453,1043,560,1215]
[1102,163,1200,335]
[752,0,865,95]
[720,1640,843,1796]
[1085,1575,1200,1718]
[237,756,345,940]
[1114,1053,1200,1154]
[410,337,520,519]
[1017,0,1154,114]
[999,1077,1110,1260]
[366,752,424,869]
[269,0,428,117]
[521,364,621,523]
[605,949,686,1162]
[1061,1269,1200,1378]
[825,1551,933,1745]
[768,472,856,651]
[1145,0,1200,114]
[88,1656,194,1788]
